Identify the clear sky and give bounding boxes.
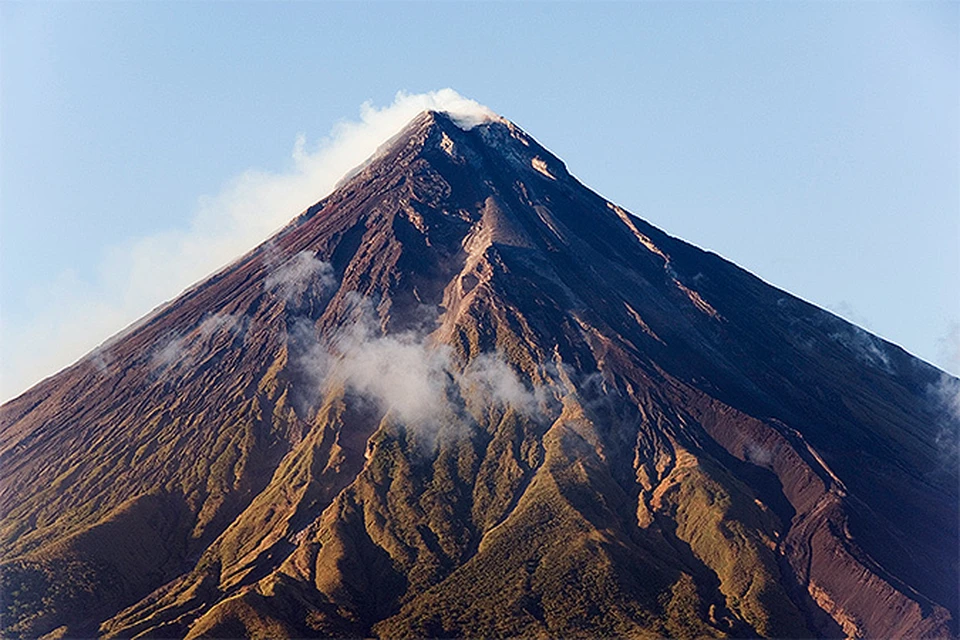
[1,2,957,400]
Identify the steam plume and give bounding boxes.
[1,90,495,402]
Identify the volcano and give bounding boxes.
[1,110,957,639]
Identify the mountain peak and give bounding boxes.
[390,107,571,188]
[328,107,572,233]
[412,93,503,130]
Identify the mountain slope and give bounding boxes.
[1,110,956,639]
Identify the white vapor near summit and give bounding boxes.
[0,89,498,402]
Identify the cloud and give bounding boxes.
[931,374,960,422]
[335,330,459,430]
[828,324,893,373]
[829,300,873,330]
[819,302,894,371]
[935,321,960,375]
[286,298,552,447]
[265,251,336,306]
[0,89,496,402]
[927,373,960,465]
[460,353,546,418]
[151,313,246,373]
[743,441,775,468]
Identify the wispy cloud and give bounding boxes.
[264,251,336,307]
[287,297,554,448]
[0,89,495,402]
[928,373,960,466]
[150,313,246,373]
[935,321,960,375]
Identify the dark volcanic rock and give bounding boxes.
[1,111,957,639]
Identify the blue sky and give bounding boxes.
[1,2,957,399]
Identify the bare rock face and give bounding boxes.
[2,111,957,639]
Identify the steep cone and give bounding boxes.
[2,111,956,639]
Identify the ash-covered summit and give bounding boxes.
[2,110,957,639]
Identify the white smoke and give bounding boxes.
[334,328,459,429]
[811,307,894,373]
[265,251,336,304]
[1,90,497,402]
[287,299,549,445]
[828,325,894,373]
[150,312,246,372]
[935,322,960,375]
[927,373,960,466]
[743,441,775,468]
[460,354,546,418]
[930,374,960,421]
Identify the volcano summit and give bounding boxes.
[1,109,957,639]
